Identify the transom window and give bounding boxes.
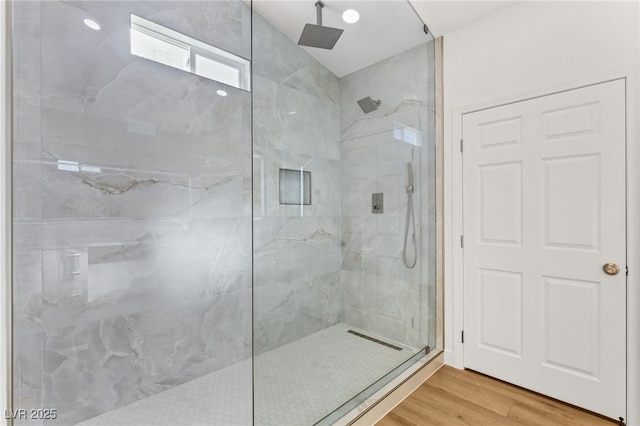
[130,14,251,91]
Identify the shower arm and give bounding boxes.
[316,1,324,26]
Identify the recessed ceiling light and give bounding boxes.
[342,9,359,24]
[288,111,297,115]
[83,18,101,30]
[217,90,228,97]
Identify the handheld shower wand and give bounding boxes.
[406,162,414,193]
[403,163,417,268]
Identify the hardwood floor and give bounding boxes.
[377,366,616,425]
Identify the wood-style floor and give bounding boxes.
[378,366,616,425]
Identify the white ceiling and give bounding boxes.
[252,1,429,77]
[251,1,517,77]
[410,1,517,38]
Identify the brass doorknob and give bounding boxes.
[603,263,620,276]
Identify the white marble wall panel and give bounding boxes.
[340,44,433,141]
[253,271,341,354]
[33,218,250,332]
[252,13,339,105]
[40,288,251,425]
[253,76,340,160]
[252,13,342,355]
[253,146,339,218]
[41,165,192,220]
[254,216,340,287]
[40,98,250,175]
[339,42,436,349]
[12,1,253,424]
[13,159,41,222]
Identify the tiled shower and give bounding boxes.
[11,0,437,424]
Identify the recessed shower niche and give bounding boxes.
[279,168,312,205]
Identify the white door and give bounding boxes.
[462,79,626,419]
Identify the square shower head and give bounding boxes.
[297,24,344,50]
[357,97,382,114]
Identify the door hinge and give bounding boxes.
[626,266,629,276]
[461,330,464,343]
[460,235,464,248]
[460,139,463,153]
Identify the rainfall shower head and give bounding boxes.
[298,1,344,50]
[357,97,382,114]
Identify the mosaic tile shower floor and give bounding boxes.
[79,323,419,426]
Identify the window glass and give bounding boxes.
[130,28,190,71]
[130,14,251,91]
[195,54,240,87]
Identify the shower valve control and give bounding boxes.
[372,193,384,214]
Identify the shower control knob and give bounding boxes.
[602,263,620,276]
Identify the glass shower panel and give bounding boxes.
[251,9,344,424]
[12,1,252,424]
[252,1,437,424]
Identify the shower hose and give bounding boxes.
[403,185,417,268]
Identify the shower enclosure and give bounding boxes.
[9,0,439,424]
[251,3,437,422]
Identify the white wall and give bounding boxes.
[444,2,639,109]
[443,0,640,422]
[1,1,9,424]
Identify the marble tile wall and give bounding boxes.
[12,1,252,424]
[339,42,437,349]
[251,13,342,354]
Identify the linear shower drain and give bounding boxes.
[347,330,403,351]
